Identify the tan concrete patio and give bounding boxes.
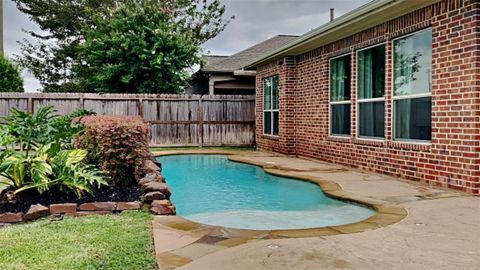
[152,150,479,270]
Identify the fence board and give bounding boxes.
[0,93,255,147]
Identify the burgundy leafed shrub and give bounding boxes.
[76,116,150,186]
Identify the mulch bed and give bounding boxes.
[0,184,142,214]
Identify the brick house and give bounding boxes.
[245,0,480,195]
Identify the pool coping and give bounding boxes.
[152,150,407,238]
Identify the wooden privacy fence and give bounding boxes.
[0,93,256,147]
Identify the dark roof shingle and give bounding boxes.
[202,35,298,72]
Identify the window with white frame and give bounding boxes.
[393,28,432,141]
[357,44,386,138]
[330,54,351,136]
[263,75,279,135]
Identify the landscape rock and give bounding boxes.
[141,182,171,197]
[152,199,172,207]
[78,202,117,211]
[0,212,23,223]
[151,199,176,215]
[50,203,77,215]
[25,204,49,221]
[116,202,141,211]
[151,159,162,171]
[143,191,167,203]
[138,173,165,185]
[150,204,175,215]
[144,160,161,174]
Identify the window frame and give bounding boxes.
[355,42,387,141]
[262,75,280,136]
[391,28,432,143]
[329,53,352,138]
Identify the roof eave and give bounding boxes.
[245,0,440,69]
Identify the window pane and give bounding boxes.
[264,112,271,134]
[331,104,351,135]
[272,76,279,110]
[358,45,385,99]
[359,101,385,138]
[264,78,271,109]
[394,29,432,96]
[395,97,431,141]
[273,111,279,135]
[330,55,351,101]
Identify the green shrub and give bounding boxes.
[0,144,107,197]
[0,106,107,199]
[0,55,23,92]
[2,106,94,152]
[76,116,150,186]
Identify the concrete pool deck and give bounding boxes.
[152,150,479,270]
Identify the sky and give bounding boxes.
[3,0,371,92]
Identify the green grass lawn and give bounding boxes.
[150,146,254,152]
[0,211,157,270]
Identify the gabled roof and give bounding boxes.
[245,0,439,69]
[202,35,298,73]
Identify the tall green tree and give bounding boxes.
[13,0,117,92]
[13,0,231,93]
[79,1,201,93]
[0,55,24,92]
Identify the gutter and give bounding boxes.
[233,70,256,76]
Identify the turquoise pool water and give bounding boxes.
[158,155,375,230]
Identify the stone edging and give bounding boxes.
[153,150,408,238]
[0,201,143,224]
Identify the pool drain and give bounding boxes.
[267,244,280,249]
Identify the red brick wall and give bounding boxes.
[255,0,480,194]
[256,57,296,154]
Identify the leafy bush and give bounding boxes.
[0,106,107,199]
[0,144,107,198]
[3,106,95,152]
[76,116,150,186]
[0,55,23,92]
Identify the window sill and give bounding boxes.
[327,135,351,143]
[388,140,431,151]
[262,134,280,140]
[353,138,386,147]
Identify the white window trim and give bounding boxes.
[393,92,431,100]
[329,52,352,138]
[392,28,433,143]
[263,76,279,136]
[355,42,387,140]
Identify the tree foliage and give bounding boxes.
[0,55,24,92]
[79,1,199,93]
[13,0,232,93]
[13,0,117,92]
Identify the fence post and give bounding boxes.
[79,94,85,109]
[27,97,33,114]
[198,96,204,147]
[138,98,144,118]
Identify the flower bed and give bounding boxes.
[0,109,175,224]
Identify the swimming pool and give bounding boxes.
[158,154,375,230]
